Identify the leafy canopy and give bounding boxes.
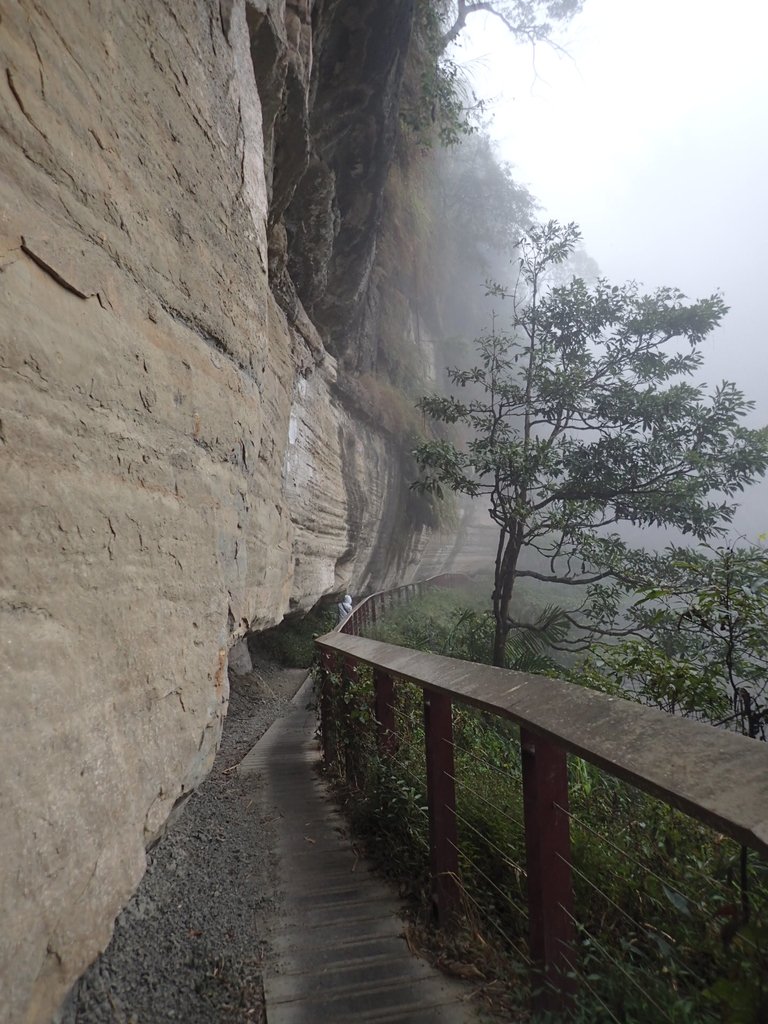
[414,220,768,659]
[590,542,768,738]
[440,0,584,49]
[407,1,584,146]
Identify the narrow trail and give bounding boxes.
[244,678,480,1024]
[59,657,485,1024]
[59,658,306,1024]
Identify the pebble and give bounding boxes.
[57,659,307,1024]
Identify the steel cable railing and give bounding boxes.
[315,578,768,1020]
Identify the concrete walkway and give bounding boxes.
[238,675,483,1024]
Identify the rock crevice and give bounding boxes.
[0,2,450,1021]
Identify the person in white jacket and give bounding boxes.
[337,594,353,624]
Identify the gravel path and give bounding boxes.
[58,659,309,1024]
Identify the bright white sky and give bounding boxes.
[456,0,768,383]
[454,0,768,537]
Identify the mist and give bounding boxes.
[452,0,768,542]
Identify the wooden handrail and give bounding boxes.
[317,631,768,858]
[316,575,768,1014]
[336,573,474,636]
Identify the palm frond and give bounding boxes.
[505,604,569,671]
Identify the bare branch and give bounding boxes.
[515,569,613,586]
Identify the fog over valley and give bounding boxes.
[454,0,768,541]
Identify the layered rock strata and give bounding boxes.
[0,2,445,1021]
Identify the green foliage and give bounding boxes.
[342,372,427,437]
[321,667,432,895]
[404,0,587,147]
[400,2,486,148]
[321,592,768,1022]
[368,583,566,671]
[420,53,485,147]
[433,135,537,272]
[413,219,768,664]
[249,605,336,668]
[439,0,585,49]
[591,542,768,738]
[592,642,732,721]
[358,8,541,451]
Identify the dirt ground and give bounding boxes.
[57,658,309,1024]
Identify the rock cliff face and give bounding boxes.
[0,2,455,1021]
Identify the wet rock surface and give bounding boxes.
[58,661,307,1024]
[285,0,416,363]
[0,3,459,1018]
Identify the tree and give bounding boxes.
[593,542,768,739]
[439,0,584,49]
[435,135,536,266]
[403,0,583,147]
[413,220,768,666]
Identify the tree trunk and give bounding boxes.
[492,533,521,667]
[492,614,507,668]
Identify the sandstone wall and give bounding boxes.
[0,2,436,1020]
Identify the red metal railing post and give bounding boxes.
[374,668,396,755]
[424,690,460,927]
[520,727,576,1013]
